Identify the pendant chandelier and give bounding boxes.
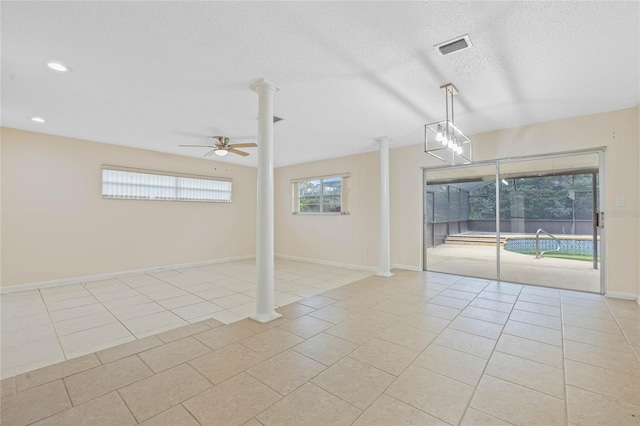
[424,83,472,164]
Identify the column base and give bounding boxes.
[249,311,283,324]
[376,272,394,277]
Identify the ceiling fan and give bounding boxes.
[180,136,257,157]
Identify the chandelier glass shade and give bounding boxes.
[425,83,473,165]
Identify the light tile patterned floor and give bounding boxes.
[0,259,372,378]
[2,266,640,425]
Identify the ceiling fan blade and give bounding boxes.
[204,148,218,157]
[228,143,257,148]
[180,144,216,148]
[228,148,250,157]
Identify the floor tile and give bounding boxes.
[101,294,152,310]
[1,338,65,376]
[107,301,165,321]
[470,375,565,425]
[2,323,58,351]
[31,391,136,426]
[52,311,118,336]
[0,380,71,426]
[508,309,561,330]
[349,338,418,376]
[413,302,461,320]
[429,295,471,309]
[563,312,622,334]
[440,289,477,301]
[567,385,640,426]
[513,300,560,317]
[563,324,635,353]
[59,323,135,359]
[348,309,401,328]
[96,335,163,364]
[565,359,639,404]
[413,344,487,386]
[2,313,52,332]
[448,315,504,339]
[353,393,447,426]
[564,339,640,375]
[494,333,563,369]
[332,297,377,312]
[171,301,224,321]
[291,332,358,366]
[121,311,188,335]
[325,319,386,345]
[277,315,333,338]
[155,322,210,343]
[563,303,613,320]
[247,350,325,395]
[477,291,517,304]
[397,313,450,333]
[297,295,337,309]
[485,351,565,398]
[46,296,99,312]
[307,305,350,323]
[469,297,513,313]
[189,343,265,384]
[460,408,512,425]
[434,328,496,358]
[386,365,474,425]
[193,322,255,350]
[138,405,200,426]
[240,328,304,358]
[236,317,290,333]
[119,363,212,422]
[375,323,437,352]
[461,306,509,324]
[502,320,562,346]
[517,293,560,307]
[156,294,205,309]
[212,293,255,309]
[15,354,100,392]
[138,337,211,373]
[64,355,153,405]
[312,357,394,410]
[183,372,280,426]
[256,383,360,426]
[203,309,247,324]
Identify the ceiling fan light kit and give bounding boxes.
[424,83,473,165]
[179,136,257,158]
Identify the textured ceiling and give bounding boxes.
[2,1,639,167]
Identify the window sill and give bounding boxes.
[292,212,350,216]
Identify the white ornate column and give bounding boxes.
[376,136,393,277]
[250,78,282,323]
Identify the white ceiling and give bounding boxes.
[2,1,639,167]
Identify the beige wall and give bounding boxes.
[1,127,257,287]
[275,152,379,269]
[390,107,640,296]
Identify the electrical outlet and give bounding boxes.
[111,251,118,259]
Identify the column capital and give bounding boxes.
[249,78,280,94]
[374,136,392,147]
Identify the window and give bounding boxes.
[291,174,350,214]
[102,166,232,202]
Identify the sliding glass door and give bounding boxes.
[424,164,498,281]
[424,151,603,293]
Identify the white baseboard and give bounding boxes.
[0,254,256,294]
[275,253,378,273]
[392,264,422,272]
[604,291,639,300]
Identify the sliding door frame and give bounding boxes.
[423,148,606,294]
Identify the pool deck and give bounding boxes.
[426,244,600,293]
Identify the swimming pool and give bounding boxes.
[504,238,599,256]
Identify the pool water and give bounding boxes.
[504,238,599,256]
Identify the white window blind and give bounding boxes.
[102,167,232,202]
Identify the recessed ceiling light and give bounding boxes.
[46,61,72,73]
[31,117,46,123]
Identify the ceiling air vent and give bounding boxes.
[434,34,472,56]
